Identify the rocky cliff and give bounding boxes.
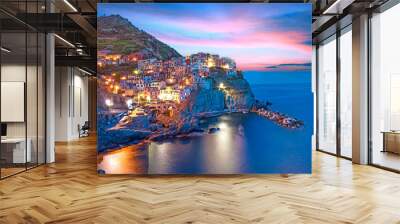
[223,78,255,110]
[188,71,255,115]
[189,88,225,114]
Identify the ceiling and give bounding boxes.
[0,0,97,73]
[0,0,394,72]
[311,0,390,43]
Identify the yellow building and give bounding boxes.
[158,87,180,102]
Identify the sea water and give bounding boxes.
[99,71,313,174]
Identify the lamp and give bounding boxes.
[63,0,78,12]
[54,34,75,48]
[1,47,11,53]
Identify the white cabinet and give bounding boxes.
[1,138,31,163]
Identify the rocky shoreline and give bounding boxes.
[98,110,226,152]
[98,108,303,153]
[251,101,304,129]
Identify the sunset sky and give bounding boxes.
[98,3,312,71]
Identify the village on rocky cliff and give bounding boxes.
[98,51,239,114]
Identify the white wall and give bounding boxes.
[1,63,46,164]
[54,67,69,141]
[72,72,89,138]
[1,65,42,138]
[1,64,26,138]
[54,67,89,141]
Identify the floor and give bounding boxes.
[372,150,400,171]
[0,167,25,178]
[1,163,43,178]
[0,136,400,223]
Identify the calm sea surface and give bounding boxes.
[98,71,313,174]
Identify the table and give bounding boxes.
[382,131,400,154]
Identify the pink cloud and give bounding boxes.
[157,31,309,52]
[149,10,268,35]
[163,17,263,34]
[147,14,311,71]
[155,31,311,70]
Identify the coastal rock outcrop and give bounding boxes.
[223,78,255,110]
[188,71,256,115]
[189,88,225,114]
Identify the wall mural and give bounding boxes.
[97,3,313,174]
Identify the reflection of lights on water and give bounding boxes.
[99,147,144,174]
[106,154,119,170]
[155,143,168,155]
[220,116,232,121]
[200,119,238,172]
[218,122,228,130]
[147,143,170,171]
[216,122,231,149]
[217,128,230,143]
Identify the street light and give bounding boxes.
[105,99,113,107]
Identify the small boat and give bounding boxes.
[208,127,220,134]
